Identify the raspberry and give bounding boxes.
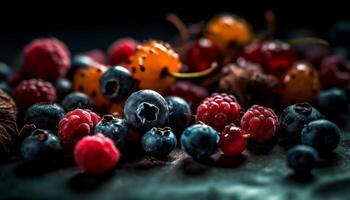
[196,93,241,131]
[219,124,248,156]
[108,38,137,66]
[84,49,106,64]
[13,79,57,111]
[74,133,120,174]
[58,109,101,152]
[240,105,279,143]
[165,81,208,111]
[22,38,70,81]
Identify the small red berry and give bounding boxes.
[108,38,138,67]
[240,105,279,143]
[196,93,241,131]
[165,81,208,111]
[260,40,295,76]
[84,49,106,64]
[74,133,120,174]
[58,109,100,152]
[185,38,220,72]
[241,40,295,76]
[13,79,57,111]
[320,55,350,88]
[22,38,71,81]
[219,124,248,156]
[241,42,264,64]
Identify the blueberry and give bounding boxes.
[100,66,136,101]
[55,78,72,100]
[94,115,129,149]
[345,84,350,101]
[24,103,65,133]
[66,55,94,79]
[21,129,61,161]
[61,92,95,112]
[317,88,348,116]
[0,81,12,95]
[287,145,319,174]
[142,127,177,158]
[124,90,169,132]
[181,123,219,160]
[301,119,341,153]
[0,62,12,81]
[335,46,349,59]
[165,96,192,136]
[329,20,350,47]
[280,103,324,143]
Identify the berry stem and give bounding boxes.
[242,134,250,140]
[289,37,329,46]
[166,13,190,44]
[166,62,219,79]
[257,10,276,41]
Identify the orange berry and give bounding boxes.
[107,101,125,118]
[206,14,252,50]
[73,64,110,110]
[279,62,321,104]
[129,40,181,93]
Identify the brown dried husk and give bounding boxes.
[219,62,279,109]
[0,89,19,155]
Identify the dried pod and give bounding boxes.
[0,89,19,155]
[219,62,278,108]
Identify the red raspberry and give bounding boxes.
[13,79,57,111]
[84,49,106,64]
[22,38,70,81]
[219,123,248,156]
[74,133,120,174]
[58,109,100,153]
[108,38,138,67]
[240,105,279,143]
[196,93,241,131]
[165,81,208,111]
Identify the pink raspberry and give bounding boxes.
[196,93,241,131]
[240,105,279,143]
[108,38,138,67]
[58,109,100,152]
[13,79,57,111]
[84,49,106,64]
[74,133,120,174]
[22,38,70,81]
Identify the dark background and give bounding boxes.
[0,1,349,64]
[1,2,350,200]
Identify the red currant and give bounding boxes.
[260,40,295,76]
[241,42,263,64]
[219,124,248,156]
[185,38,220,72]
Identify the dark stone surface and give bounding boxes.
[1,125,350,200]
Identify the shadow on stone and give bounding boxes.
[181,157,210,176]
[286,172,315,184]
[317,151,341,168]
[247,138,277,155]
[213,154,246,168]
[67,171,115,193]
[13,158,73,178]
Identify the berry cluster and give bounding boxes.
[0,13,348,177]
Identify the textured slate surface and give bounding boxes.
[1,127,350,200]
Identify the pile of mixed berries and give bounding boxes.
[0,13,349,175]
